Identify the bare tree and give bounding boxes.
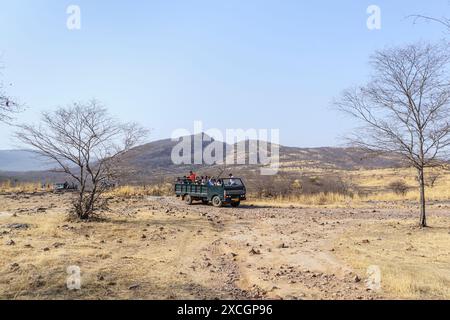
[0,78,20,122]
[16,101,147,220]
[425,171,441,188]
[409,14,450,32]
[335,43,450,227]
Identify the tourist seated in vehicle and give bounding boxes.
[228,173,236,185]
[188,171,197,182]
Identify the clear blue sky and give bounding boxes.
[0,0,448,149]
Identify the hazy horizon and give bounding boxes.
[1,0,448,149]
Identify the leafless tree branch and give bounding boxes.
[335,42,450,227]
[15,100,148,219]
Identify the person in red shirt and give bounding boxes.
[188,171,197,182]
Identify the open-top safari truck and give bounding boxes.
[175,178,247,207]
[53,182,78,193]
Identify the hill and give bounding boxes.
[0,134,405,184]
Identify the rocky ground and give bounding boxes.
[0,192,449,300]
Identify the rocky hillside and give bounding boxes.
[0,134,404,184]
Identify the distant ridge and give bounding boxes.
[0,134,405,183]
[0,150,58,172]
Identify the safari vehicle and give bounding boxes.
[175,178,246,207]
[53,182,78,193]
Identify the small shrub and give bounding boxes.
[388,180,409,195]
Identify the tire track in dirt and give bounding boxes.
[158,197,256,299]
[160,197,378,299]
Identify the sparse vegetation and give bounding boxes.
[15,101,147,220]
[388,180,409,196]
[336,42,450,227]
[106,184,173,198]
[336,217,450,299]
[0,181,46,193]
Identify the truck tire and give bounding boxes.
[212,196,223,207]
[231,201,241,208]
[185,195,193,205]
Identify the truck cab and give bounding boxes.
[175,178,246,207]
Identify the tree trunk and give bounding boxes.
[418,168,427,228]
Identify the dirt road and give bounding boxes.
[1,193,448,299]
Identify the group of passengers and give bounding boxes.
[176,171,235,186]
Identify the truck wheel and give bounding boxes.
[231,201,241,208]
[185,195,193,205]
[212,196,223,207]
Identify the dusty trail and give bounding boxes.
[4,193,448,299]
[160,197,379,299]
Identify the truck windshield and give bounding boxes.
[222,178,243,187]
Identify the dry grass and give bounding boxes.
[0,205,219,299]
[249,167,450,207]
[247,193,358,207]
[5,167,450,207]
[335,217,450,299]
[0,181,48,193]
[105,184,172,198]
[2,192,449,300]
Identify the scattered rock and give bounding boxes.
[354,275,361,283]
[6,223,30,230]
[249,248,261,255]
[361,239,370,244]
[6,239,15,246]
[43,247,50,252]
[52,242,65,248]
[10,263,20,271]
[128,284,141,290]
